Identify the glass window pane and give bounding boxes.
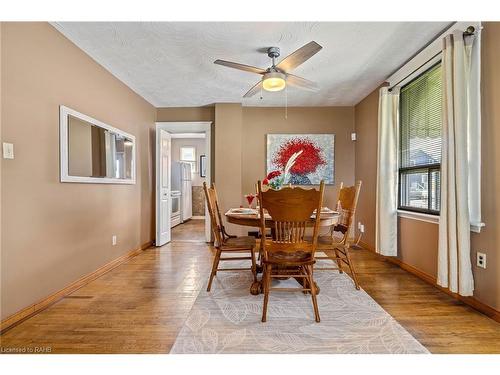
[400,170,429,210]
[429,169,441,211]
[180,146,196,161]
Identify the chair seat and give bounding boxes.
[264,251,315,265]
[220,236,256,250]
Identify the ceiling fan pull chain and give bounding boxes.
[285,84,288,120]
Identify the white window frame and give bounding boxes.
[387,21,484,233]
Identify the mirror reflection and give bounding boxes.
[67,115,133,179]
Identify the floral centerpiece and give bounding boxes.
[263,150,303,189]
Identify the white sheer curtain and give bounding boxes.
[375,87,399,256]
[438,31,476,296]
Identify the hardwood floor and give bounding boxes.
[1,241,499,354]
[171,219,206,242]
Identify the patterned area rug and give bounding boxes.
[170,260,429,354]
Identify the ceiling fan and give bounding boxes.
[214,41,323,98]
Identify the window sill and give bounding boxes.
[397,210,439,224]
[397,210,485,233]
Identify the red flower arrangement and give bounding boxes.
[273,138,325,175]
[262,170,283,189]
[266,171,282,180]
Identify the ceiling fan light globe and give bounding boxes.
[262,72,286,92]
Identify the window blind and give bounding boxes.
[400,63,442,168]
[399,63,442,214]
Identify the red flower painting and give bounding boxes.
[272,138,326,175]
[267,134,334,185]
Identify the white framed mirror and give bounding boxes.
[59,105,136,184]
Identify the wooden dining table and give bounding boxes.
[225,208,340,295]
[225,208,340,228]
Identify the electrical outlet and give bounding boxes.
[358,222,362,230]
[112,235,117,246]
[477,252,486,269]
[360,224,365,233]
[3,142,14,159]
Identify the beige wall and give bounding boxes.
[242,107,355,210]
[0,23,156,319]
[156,107,214,123]
[472,22,500,309]
[353,89,379,247]
[214,103,243,234]
[354,22,500,311]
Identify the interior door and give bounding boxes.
[156,128,171,246]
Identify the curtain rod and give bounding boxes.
[388,25,476,91]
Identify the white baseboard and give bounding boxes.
[191,216,205,220]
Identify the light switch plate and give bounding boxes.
[351,132,357,141]
[3,142,14,159]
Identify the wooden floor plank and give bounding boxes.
[1,237,499,354]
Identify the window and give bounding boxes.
[180,146,196,174]
[399,63,442,215]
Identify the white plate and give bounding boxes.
[228,208,256,215]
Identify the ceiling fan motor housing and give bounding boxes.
[267,46,280,59]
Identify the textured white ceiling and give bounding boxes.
[52,22,450,107]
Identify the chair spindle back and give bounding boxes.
[257,181,325,256]
[333,181,362,243]
[203,182,224,246]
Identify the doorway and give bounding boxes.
[155,122,212,246]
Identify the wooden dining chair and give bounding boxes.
[315,181,362,290]
[203,182,257,292]
[257,181,325,323]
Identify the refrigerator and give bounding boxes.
[172,161,192,222]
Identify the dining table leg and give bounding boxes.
[250,280,262,295]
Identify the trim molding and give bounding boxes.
[397,209,439,224]
[359,241,500,323]
[0,241,153,334]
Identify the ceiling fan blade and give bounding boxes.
[243,81,263,98]
[276,41,323,72]
[214,59,266,75]
[286,74,320,91]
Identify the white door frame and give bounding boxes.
[155,121,212,244]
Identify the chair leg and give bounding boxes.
[334,247,344,273]
[344,247,360,290]
[301,265,309,294]
[207,248,221,292]
[306,265,320,323]
[250,247,257,283]
[261,264,271,323]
